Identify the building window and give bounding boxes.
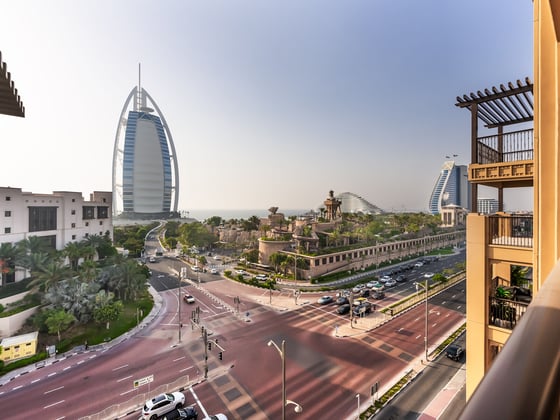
[72,198,75,202]
[5,196,10,201]
[99,221,103,226]
[85,222,89,227]
[4,227,11,234]
[29,207,57,232]
[83,206,95,220]
[97,206,109,219]
[71,223,76,228]
[4,211,11,217]
[72,235,76,240]
[71,209,76,215]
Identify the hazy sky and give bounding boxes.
[1,1,534,212]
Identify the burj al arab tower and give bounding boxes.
[112,70,179,219]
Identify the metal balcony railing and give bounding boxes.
[476,128,533,164]
[460,260,560,419]
[488,214,533,248]
[489,296,528,330]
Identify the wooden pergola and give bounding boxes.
[0,51,25,117]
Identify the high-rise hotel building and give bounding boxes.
[112,76,179,219]
[428,161,470,214]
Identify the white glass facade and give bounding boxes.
[112,85,179,217]
[428,161,470,214]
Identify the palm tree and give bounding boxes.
[0,242,21,286]
[28,260,72,293]
[63,242,84,271]
[78,259,99,283]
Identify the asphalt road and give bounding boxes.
[0,247,466,419]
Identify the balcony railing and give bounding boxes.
[488,214,533,248]
[476,128,533,164]
[489,296,528,330]
[460,260,560,420]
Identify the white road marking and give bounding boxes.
[45,386,64,394]
[112,364,128,371]
[117,375,132,383]
[44,400,65,409]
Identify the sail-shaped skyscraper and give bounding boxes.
[428,160,470,214]
[112,70,179,219]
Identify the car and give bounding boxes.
[353,301,372,316]
[371,284,385,292]
[317,295,334,305]
[255,274,268,281]
[142,392,186,420]
[149,256,157,263]
[414,261,424,268]
[352,297,368,306]
[396,274,407,282]
[445,345,464,361]
[424,272,435,278]
[360,289,371,297]
[163,406,198,420]
[210,268,218,275]
[205,415,228,420]
[366,281,380,288]
[192,266,201,272]
[336,303,351,315]
[379,275,392,283]
[183,294,195,304]
[335,296,349,305]
[352,284,366,293]
[385,279,397,287]
[235,269,247,275]
[372,290,385,299]
[213,255,221,261]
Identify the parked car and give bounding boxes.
[366,281,380,288]
[371,284,385,292]
[385,279,397,288]
[360,289,371,297]
[149,256,157,263]
[336,296,349,305]
[255,274,268,281]
[414,261,424,268]
[317,296,334,305]
[424,272,435,278]
[353,301,372,316]
[163,406,198,420]
[396,274,407,282]
[445,345,464,361]
[142,392,186,420]
[336,304,351,315]
[235,269,247,275]
[210,268,218,275]
[183,294,195,304]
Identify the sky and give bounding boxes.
[0,1,534,213]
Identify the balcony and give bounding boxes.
[460,260,560,420]
[488,214,533,248]
[489,296,528,330]
[469,129,534,187]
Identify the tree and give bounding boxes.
[45,309,76,342]
[93,290,123,329]
[28,259,72,293]
[205,216,223,227]
[0,242,20,286]
[269,252,288,272]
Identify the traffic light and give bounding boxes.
[218,351,223,360]
[208,342,212,351]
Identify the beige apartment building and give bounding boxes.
[460,0,560,406]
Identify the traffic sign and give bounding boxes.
[134,374,154,388]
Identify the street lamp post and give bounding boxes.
[267,339,303,420]
[356,393,360,419]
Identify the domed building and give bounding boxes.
[318,191,384,215]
